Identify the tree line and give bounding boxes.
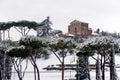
[0,19,120,80]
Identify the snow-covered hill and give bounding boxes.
[11,54,120,80]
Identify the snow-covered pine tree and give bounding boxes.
[76,44,93,80]
[19,35,48,80]
[49,37,76,80]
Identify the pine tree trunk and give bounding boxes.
[30,55,40,80]
[34,66,37,80]
[96,55,102,80]
[7,29,10,40]
[61,58,64,80]
[29,47,40,80]
[5,56,12,80]
[19,77,23,80]
[62,61,64,80]
[0,66,2,80]
[110,44,117,80]
[76,56,90,80]
[0,31,2,41]
[102,55,106,80]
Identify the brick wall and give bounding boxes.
[68,20,92,37]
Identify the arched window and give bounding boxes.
[74,27,77,33]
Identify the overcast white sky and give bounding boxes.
[0,0,120,33]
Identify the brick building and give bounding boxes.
[68,20,92,37]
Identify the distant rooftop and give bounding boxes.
[70,20,88,24]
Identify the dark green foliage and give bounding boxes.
[38,51,50,59]
[19,36,49,57]
[77,45,94,57]
[76,51,93,57]
[19,39,46,50]
[0,22,10,30]
[35,47,50,59]
[0,20,43,30]
[0,19,51,30]
[14,20,41,30]
[76,42,113,57]
[6,36,48,58]
[49,39,76,51]
[6,48,29,58]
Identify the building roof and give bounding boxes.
[70,20,88,24]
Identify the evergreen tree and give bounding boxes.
[49,38,76,80]
[76,45,93,80]
[6,35,48,80]
[19,35,48,80]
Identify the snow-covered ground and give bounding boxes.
[11,54,120,80]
